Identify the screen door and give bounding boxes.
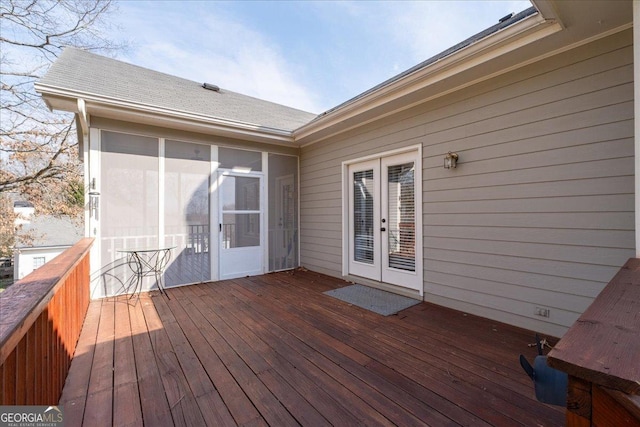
[218,171,264,280]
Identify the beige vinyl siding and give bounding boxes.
[300,29,634,337]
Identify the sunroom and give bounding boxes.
[89,127,301,298]
[36,47,314,298]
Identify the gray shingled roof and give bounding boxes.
[38,48,317,132]
[38,7,536,134]
[16,216,83,249]
[311,7,538,122]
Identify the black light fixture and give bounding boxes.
[444,151,458,169]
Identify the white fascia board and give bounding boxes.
[14,244,72,252]
[530,0,565,29]
[34,84,297,145]
[294,12,561,144]
[86,101,297,146]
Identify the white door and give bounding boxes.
[348,151,422,292]
[218,171,264,280]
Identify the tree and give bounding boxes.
[0,195,15,257]
[0,0,123,255]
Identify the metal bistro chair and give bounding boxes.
[519,334,568,406]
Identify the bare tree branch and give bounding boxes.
[0,0,124,255]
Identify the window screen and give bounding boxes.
[268,154,298,270]
[164,140,211,286]
[99,131,159,296]
[219,147,262,171]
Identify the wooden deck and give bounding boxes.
[60,269,564,426]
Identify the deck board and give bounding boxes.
[60,269,564,426]
[222,280,445,426]
[127,296,173,427]
[162,287,263,426]
[113,299,143,427]
[58,297,101,424]
[176,286,306,427]
[82,297,114,427]
[238,274,527,426]
[208,282,403,426]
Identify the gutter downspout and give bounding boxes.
[77,98,89,139]
[76,98,92,240]
[76,98,89,160]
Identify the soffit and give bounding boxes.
[41,93,299,146]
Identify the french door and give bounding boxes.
[347,151,422,292]
[218,170,264,280]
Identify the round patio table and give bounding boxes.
[118,247,175,299]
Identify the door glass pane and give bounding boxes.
[353,169,374,264]
[220,176,260,211]
[222,213,260,248]
[387,162,415,271]
[164,140,210,286]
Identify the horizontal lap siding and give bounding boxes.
[300,30,634,336]
[298,150,343,274]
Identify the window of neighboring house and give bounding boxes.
[33,256,46,270]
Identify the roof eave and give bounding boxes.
[34,84,297,146]
[15,244,75,251]
[293,10,562,146]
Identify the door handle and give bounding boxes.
[381,227,386,232]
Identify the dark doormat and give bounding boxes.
[324,284,420,316]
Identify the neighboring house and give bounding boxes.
[13,201,35,226]
[35,0,638,337]
[14,215,83,281]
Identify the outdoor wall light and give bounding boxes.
[444,151,459,169]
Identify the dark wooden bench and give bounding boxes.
[548,258,640,426]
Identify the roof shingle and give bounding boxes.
[38,48,317,132]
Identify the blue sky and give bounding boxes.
[112,1,532,114]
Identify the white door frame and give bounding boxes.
[342,145,423,295]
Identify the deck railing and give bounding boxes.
[548,257,640,426]
[0,238,93,405]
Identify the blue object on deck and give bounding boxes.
[532,355,568,406]
[519,334,568,406]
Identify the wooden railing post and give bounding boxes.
[548,258,640,426]
[0,238,93,405]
